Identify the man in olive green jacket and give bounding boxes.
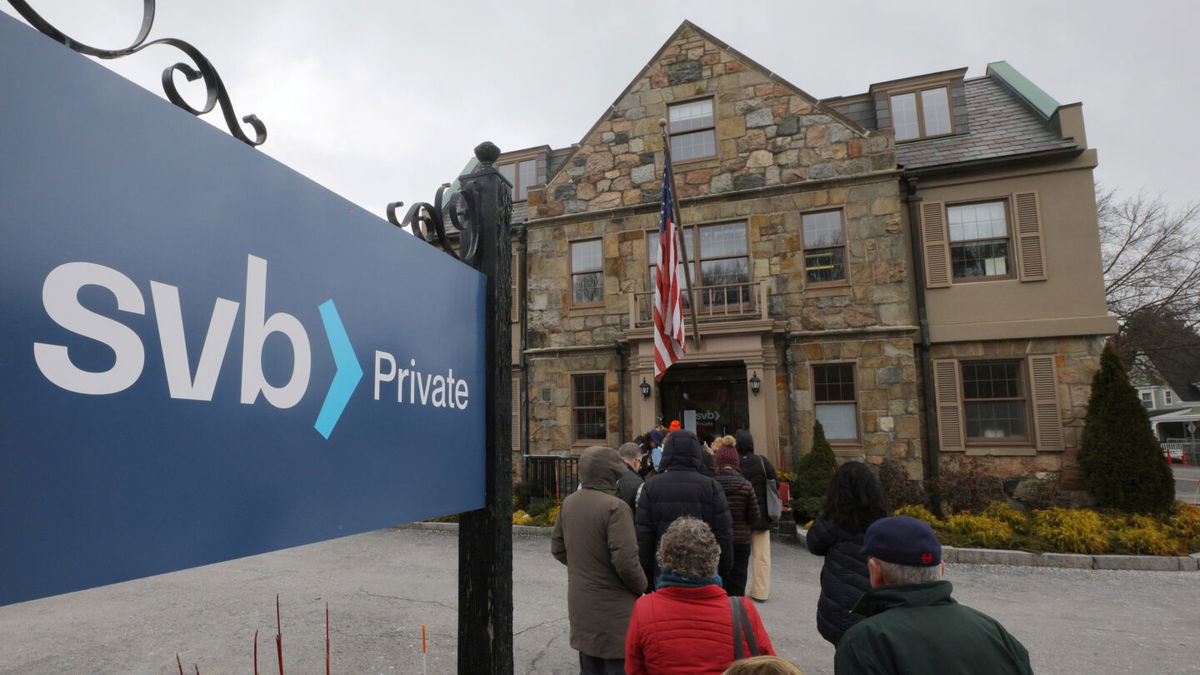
[835,516,1033,675]
[552,446,647,675]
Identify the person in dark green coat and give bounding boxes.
[834,516,1033,675]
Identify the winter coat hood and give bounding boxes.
[578,446,625,494]
[734,429,755,455]
[659,430,704,472]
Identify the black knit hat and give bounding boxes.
[862,516,942,567]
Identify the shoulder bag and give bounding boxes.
[759,455,782,522]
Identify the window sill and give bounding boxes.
[805,283,851,296]
[949,275,1015,285]
[569,304,606,315]
[963,446,1037,457]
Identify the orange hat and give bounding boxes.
[669,420,682,431]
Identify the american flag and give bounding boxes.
[653,162,686,380]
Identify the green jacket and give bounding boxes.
[835,580,1033,675]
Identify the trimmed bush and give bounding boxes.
[1031,508,1108,554]
[892,504,939,526]
[1078,343,1174,513]
[1109,514,1182,555]
[791,419,838,523]
[983,502,1030,528]
[879,458,926,509]
[940,513,1019,549]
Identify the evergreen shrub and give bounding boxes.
[791,419,838,524]
[1078,343,1174,513]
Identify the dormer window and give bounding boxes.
[498,158,537,200]
[890,86,952,141]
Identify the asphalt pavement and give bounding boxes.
[1175,465,1200,504]
[0,526,1196,674]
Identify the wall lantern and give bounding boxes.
[749,371,762,396]
[640,377,652,399]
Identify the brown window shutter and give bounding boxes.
[920,202,951,288]
[511,376,521,453]
[1013,192,1047,282]
[1027,356,1063,451]
[933,359,964,450]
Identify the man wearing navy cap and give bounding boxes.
[834,516,1033,674]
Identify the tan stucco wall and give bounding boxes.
[917,151,1117,342]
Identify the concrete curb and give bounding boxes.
[401,522,1198,570]
[396,521,552,537]
[794,523,1200,572]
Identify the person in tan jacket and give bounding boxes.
[552,446,648,674]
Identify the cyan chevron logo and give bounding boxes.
[31,254,471,440]
[314,299,362,439]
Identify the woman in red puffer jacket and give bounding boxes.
[625,516,774,674]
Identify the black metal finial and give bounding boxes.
[474,141,501,166]
[7,0,266,147]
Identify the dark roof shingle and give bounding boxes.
[896,77,1077,170]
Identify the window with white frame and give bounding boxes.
[948,201,1012,280]
[1140,390,1155,409]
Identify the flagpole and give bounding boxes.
[659,119,703,350]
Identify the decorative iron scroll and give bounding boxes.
[7,0,266,146]
[388,142,510,268]
[387,184,479,265]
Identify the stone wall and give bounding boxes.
[526,24,893,219]
[929,335,1105,484]
[784,334,923,478]
[525,350,619,452]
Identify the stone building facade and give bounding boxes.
[503,22,1115,488]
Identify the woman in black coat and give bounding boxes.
[805,461,887,646]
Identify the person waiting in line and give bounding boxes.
[615,442,645,513]
[713,444,759,596]
[805,461,888,646]
[834,516,1033,674]
[636,430,733,589]
[735,429,776,603]
[724,655,805,675]
[640,429,664,478]
[625,516,775,674]
[551,446,647,675]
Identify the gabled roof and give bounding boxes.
[543,20,872,191]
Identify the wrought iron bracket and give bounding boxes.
[388,141,511,270]
[7,0,266,146]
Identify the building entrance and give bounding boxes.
[659,362,750,441]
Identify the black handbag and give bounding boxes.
[730,596,762,659]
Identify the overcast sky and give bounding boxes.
[5,1,1198,220]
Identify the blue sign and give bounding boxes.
[0,14,486,605]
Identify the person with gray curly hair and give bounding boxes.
[625,517,775,674]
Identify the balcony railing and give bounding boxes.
[630,281,768,327]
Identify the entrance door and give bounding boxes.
[659,362,750,441]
